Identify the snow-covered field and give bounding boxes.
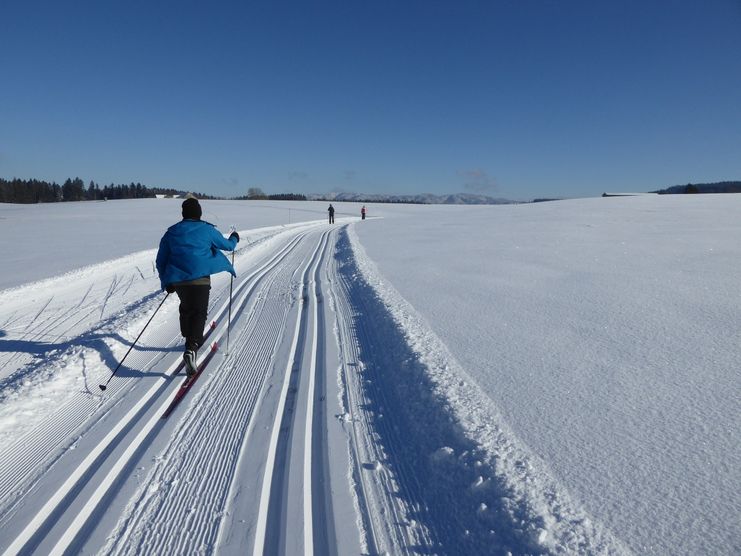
[0,196,738,554]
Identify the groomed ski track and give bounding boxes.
[0,221,445,556]
[0,217,606,555]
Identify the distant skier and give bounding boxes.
[361,205,366,220]
[328,203,335,224]
[156,197,239,376]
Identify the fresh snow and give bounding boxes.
[352,195,741,555]
[0,195,738,555]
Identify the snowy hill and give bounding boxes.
[0,196,738,554]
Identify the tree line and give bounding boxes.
[652,181,741,195]
[0,177,217,204]
[233,187,307,201]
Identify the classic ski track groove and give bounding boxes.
[310,228,336,556]
[0,229,312,555]
[251,228,331,556]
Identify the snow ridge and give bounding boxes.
[344,225,631,554]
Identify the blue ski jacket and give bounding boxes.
[156,219,237,290]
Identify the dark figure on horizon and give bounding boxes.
[361,205,366,220]
[328,203,335,224]
[156,197,239,376]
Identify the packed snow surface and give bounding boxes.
[0,195,738,555]
[353,195,741,554]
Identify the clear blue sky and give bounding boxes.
[1,0,739,200]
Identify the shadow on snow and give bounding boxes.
[335,228,544,556]
[0,291,176,395]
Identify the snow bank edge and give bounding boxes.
[345,224,631,555]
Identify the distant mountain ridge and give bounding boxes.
[307,191,517,205]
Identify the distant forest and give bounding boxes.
[653,181,741,195]
[0,177,220,204]
[0,178,306,204]
[232,188,307,201]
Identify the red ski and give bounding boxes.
[161,341,218,419]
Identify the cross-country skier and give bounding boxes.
[156,197,239,375]
[328,203,335,224]
[361,205,366,220]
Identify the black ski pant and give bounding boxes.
[329,214,334,224]
[175,284,211,351]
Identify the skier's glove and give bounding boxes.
[229,231,240,243]
[166,284,175,294]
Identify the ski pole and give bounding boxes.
[226,249,235,356]
[99,292,170,391]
